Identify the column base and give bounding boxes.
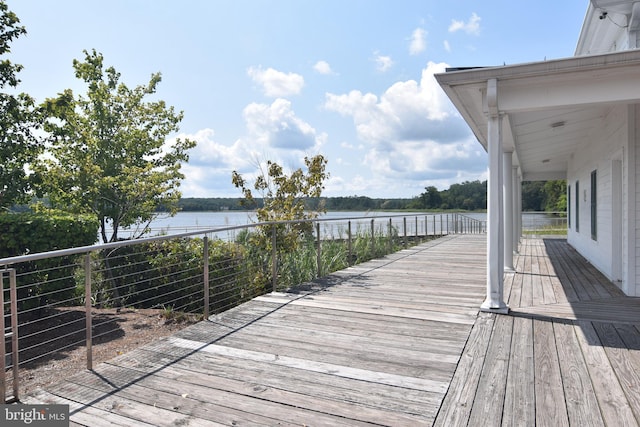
[480,299,509,314]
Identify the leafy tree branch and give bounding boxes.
[35,49,195,243]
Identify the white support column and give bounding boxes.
[512,166,520,254]
[517,175,523,243]
[481,78,508,313]
[504,151,514,271]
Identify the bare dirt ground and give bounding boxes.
[9,307,198,398]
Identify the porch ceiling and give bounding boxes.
[508,105,608,181]
[436,49,640,181]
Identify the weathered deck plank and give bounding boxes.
[20,235,640,426]
[467,314,513,426]
[432,312,494,427]
[435,236,640,427]
[503,315,535,427]
[533,319,569,427]
[23,235,488,426]
[554,321,603,427]
[573,320,638,426]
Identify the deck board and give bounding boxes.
[467,314,513,426]
[503,315,535,427]
[533,319,569,427]
[23,235,487,426]
[433,236,640,427]
[19,234,640,426]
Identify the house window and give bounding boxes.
[575,181,579,233]
[591,170,597,240]
[568,185,571,229]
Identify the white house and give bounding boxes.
[436,0,640,311]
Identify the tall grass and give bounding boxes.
[274,225,405,290]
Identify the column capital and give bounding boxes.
[486,78,499,118]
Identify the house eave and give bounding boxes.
[435,49,640,90]
[436,49,640,181]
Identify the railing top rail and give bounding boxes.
[0,212,447,267]
[455,213,486,222]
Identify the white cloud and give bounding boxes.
[326,174,370,195]
[449,12,481,36]
[324,61,485,188]
[172,129,248,171]
[326,62,461,142]
[175,100,327,197]
[242,98,325,153]
[171,129,252,197]
[409,28,427,55]
[443,40,451,52]
[313,60,335,75]
[374,53,394,72]
[247,66,304,97]
[340,141,355,149]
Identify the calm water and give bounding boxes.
[106,211,563,241]
[107,211,428,240]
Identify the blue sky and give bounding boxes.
[8,0,587,198]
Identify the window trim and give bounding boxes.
[568,184,571,229]
[591,170,597,240]
[575,180,580,233]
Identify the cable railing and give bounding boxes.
[0,212,485,402]
[521,211,567,235]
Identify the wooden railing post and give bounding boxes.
[403,217,407,247]
[347,221,353,266]
[1,268,19,402]
[9,269,17,400]
[272,226,277,292]
[388,218,393,253]
[203,236,210,319]
[1,270,6,401]
[316,222,322,278]
[85,253,93,371]
[371,219,375,257]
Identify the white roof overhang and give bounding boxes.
[435,49,640,181]
[576,2,630,55]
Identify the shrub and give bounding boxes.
[0,210,98,310]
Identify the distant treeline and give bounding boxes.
[176,179,567,213]
[175,196,412,212]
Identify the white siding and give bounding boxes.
[634,104,640,296]
[567,105,626,285]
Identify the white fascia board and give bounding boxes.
[435,50,640,141]
[498,66,640,113]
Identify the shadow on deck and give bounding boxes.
[22,235,640,426]
[435,237,640,427]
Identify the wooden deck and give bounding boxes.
[435,237,640,427]
[22,235,640,426]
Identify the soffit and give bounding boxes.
[436,50,640,181]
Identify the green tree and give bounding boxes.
[543,180,567,212]
[418,186,442,209]
[442,180,486,210]
[522,181,545,211]
[36,50,195,243]
[521,180,566,212]
[231,155,329,252]
[0,1,42,208]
